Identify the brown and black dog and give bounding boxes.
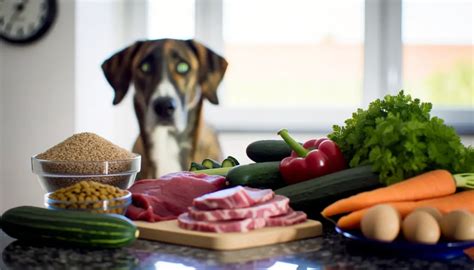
[102,39,228,179]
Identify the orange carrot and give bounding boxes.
[321,170,456,217]
[337,190,474,230]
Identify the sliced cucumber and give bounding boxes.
[202,159,221,169]
[221,156,240,167]
[189,162,206,171]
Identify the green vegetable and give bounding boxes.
[202,158,221,169]
[194,167,233,176]
[1,206,138,248]
[226,161,286,189]
[221,156,240,167]
[328,90,473,185]
[246,140,295,162]
[275,165,381,214]
[189,162,206,171]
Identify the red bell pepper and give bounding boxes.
[278,129,346,184]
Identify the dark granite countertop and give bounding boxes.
[2,228,473,270]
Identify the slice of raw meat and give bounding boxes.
[159,171,226,190]
[126,172,226,222]
[177,213,266,233]
[189,195,290,221]
[193,186,274,210]
[265,210,307,227]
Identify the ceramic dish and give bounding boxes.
[336,226,474,260]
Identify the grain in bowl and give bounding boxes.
[32,132,141,191]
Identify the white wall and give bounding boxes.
[0,0,147,213]
[1,0,76,211]
[75,0,140,149]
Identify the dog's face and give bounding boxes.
[102,39,227,134]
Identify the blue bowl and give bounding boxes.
[336,226,474,260]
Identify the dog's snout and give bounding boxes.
[153,97,176,118]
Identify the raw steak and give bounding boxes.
[265,210,307,227]
[126,172,226,222]
[193,186,274,210]
[177,213,266,233]
[189,195,290,221]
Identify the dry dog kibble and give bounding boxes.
[36,132,137,189]
[48,181,129,214]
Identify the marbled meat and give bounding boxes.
[126,172,226,222]
[188,195,290,221]
[193,186,274,210]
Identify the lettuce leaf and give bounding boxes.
[328,91,473,185]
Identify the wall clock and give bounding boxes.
[0,0,57,44]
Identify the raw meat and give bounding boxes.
[193,186,274,210]
[189,195,290,221]
[126,172,226,222]
[177,213,266,233]
[265,210,307,227]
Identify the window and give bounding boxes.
[146,0,473,133]
[222,0,365,109]
[147,0,195,40]
[402,0,473,108]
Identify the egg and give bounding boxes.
[402,211,440,244]
[440,210,474,241]
[361,204,400,242]
[413,207,443,223]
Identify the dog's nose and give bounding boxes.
[153,97,176,118]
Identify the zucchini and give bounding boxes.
[189,162,206,171]
[1,206,138,248]
[246,140,298,162]
[226,156,240,166]
[221,156,240,167]
[202,158,221,169]
[227,161,286,189]
[194,167,233,176]
[275,166,382,217]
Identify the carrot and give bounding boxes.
[321,170,456,217]
[337,190,474,230]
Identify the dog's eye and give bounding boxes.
[176,62,189,75]
[141,62,151,73]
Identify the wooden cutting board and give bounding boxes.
[135,219,323,250]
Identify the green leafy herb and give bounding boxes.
[328,90,473,185]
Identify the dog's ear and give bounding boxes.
[101,41,144,105]
[186,40,228,105]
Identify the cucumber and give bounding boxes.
[1,206,138,248]
[221,156,240,167]
[202,158,221,169]
[189,162,206,171]
[275,166,382,217]
[194,167,233,176]
[226,156,240,166]
[227,161,286,189]
[246,140,297,162]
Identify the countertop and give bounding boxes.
[1,228,473,270]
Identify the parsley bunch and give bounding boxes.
[328,91,473,185]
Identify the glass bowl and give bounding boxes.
[32,154,141,192]
[45,190,132,215]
